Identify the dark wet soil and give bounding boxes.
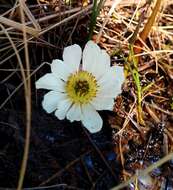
[0,82,120,189]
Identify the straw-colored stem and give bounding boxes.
[134,0,162,55]
[17,1,31,189]
[111,152,173,190]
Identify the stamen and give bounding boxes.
[65,71,98,104]
[74,80,89,96]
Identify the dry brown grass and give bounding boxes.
[1,0,173,189]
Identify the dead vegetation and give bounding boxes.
[0,0,173,189]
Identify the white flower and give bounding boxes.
[36,41,125,133]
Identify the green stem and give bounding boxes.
[128,45,144,125]
[88,0,104,40]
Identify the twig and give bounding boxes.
[39,151,91,186]
[111,152,173,190]
[134,0,162,55]
[96,0,122,43]
[83,128,118,182]
[17,0,32,189]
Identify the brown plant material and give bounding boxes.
[134,0,162,56]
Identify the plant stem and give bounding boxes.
[88,0,104,40]
[128,0,162,124]
[128,45,144,125]
[111,152,173,190]
[17,1,31,189]
[134,0,162,55]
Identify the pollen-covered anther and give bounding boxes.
[65,71,98,104]
[74,80,89,96]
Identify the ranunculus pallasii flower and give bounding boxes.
[36,41,125,133]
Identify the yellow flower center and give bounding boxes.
[65,71,98,104]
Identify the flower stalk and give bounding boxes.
[128,45,144,125]
[128,0,162,125]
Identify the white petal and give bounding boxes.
[42,91,66,113]
[81,104,103,133]
[97,83,119,98]
[36,73,65,92]
[82,41,110,79]
[91,97,114,111]
[55,98,72,120]
[97,65,125,98]
[63,44,82,72]
[66,103,82,122]
[51,59,71,81]
[82,41,100,73]
[114,65,125,86]
[98,66,116,85]
[97,50,110,76]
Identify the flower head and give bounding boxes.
[36,41,124,133]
